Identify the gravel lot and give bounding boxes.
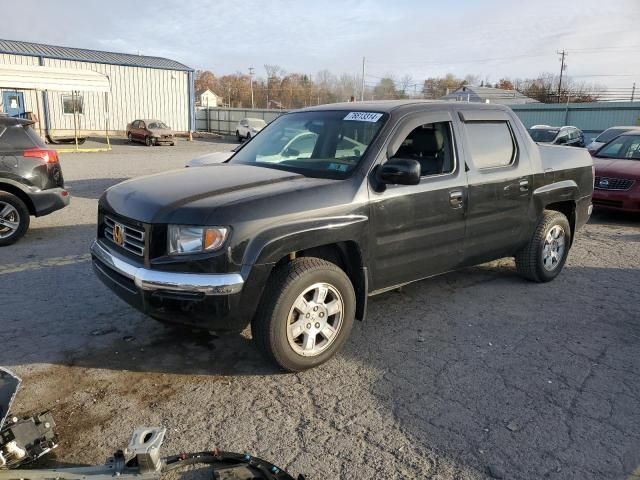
[1,138,639,480]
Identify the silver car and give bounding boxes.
[586,126,640,154]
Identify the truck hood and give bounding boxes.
[101,164,335,224]
[593,157,640,179]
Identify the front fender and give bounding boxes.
[243,214,368,266]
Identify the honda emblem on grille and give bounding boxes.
[112,223,125,247]
[599,178,609,188]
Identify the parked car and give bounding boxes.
[591,131,640,212]
[236,118,266,142]
[91,101,593,371]
[528,125,585,147]
[586,126,640,155]
[126,119,175,146]
[0,116,69,246]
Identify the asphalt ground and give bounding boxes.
[1,138,639,479]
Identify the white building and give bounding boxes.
[195,89,222,108]
[0,39,195,137]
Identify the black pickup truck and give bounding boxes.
[91,101,593,371]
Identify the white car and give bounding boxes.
[586,126,640,154]
[256,132,367,164]
[236,118,266,142]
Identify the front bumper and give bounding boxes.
[91,240,263,331]
[592,186,640,213]
[30,187,70,217]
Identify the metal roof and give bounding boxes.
[0,39,193,72]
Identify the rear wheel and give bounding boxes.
[236,130,242,142]
[127,132,133,143]
[252,257,356,372]
[0,193,30,246]
[515,210,571,282]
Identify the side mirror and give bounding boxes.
[378,157,421,186]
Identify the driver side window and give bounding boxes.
[393,121,455,177]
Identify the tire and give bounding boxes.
[170,142,175,146]
[145,136,154,147]
[252,257,356,372]
[127,132,133,143]
[246,133,252,141]
[515,210,571,283]
[0,192,30,247]
[236,130,242,142]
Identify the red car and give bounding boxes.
[126,119,175,146]
[592,131,640,212]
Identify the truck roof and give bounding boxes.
[297,99,513,114]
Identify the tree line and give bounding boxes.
[195,66,609,109]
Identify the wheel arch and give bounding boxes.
[0,182,35,215]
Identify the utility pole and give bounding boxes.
[248,67,255,109]
[632,82,636,102]
[556,50,567,104]
[360,57,365,102]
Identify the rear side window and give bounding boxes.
[465,122,517,169]
[0,124,44,151]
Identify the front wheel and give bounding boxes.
[252,257,356,372]
[0,192,30,246]
[515,210,571,282]
[145,136,154,147]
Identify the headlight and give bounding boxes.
[168,225,229,254]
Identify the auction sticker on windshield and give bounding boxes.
[344,112,383,122]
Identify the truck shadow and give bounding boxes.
[339,262,640,479]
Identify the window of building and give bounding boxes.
[392,121,455,177]
[465,121,517,169]
[62,94,84,115]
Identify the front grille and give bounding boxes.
[104,215,145,257]
[594,176,635,191]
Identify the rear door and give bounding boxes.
[456,109,533,266]
[368,110,467,291]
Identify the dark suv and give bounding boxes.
[0,116,69,245]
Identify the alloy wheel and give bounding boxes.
[542,225,566,271]
[0,202,20,239]
[286,282,344,357]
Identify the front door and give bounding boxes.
[2,92,25,118]
[369,111,467,292]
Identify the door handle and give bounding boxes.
[519,179,529,192]
[449,190,464,208]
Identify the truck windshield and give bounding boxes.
[597,134,640,160]
[229,110,387,178]
[528,128,558,143]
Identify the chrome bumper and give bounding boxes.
[90,240,244,295]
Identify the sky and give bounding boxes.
[4,0,640,91]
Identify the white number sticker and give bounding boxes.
[344,112,383,122]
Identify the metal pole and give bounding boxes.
[72,91,79,151]
[631,82,636,102]
[35,90,43,137]
[556,50,566,104]
[105,91,111,150]
[249,67,255,109]
[360,57,365,101]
